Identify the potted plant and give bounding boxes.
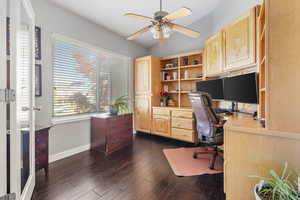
[250,162,300,200]
[110,95,129,115]
[160,91,170,107]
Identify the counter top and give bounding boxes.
[152,106,193,111]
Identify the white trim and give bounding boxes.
[52,112,109,125]
[49,144,91,163]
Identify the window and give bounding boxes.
[53,37,119,117]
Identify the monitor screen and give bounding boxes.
[196,79,224,100]
[223,73,258,104]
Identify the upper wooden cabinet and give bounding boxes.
[223,8,256,70]
[135,57,151,95]
[204,32,224,76]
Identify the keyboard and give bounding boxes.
[213,108,232,114]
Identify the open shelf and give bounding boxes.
[181,78,203,81]
[161,67,179,71]
[180,64,203,69]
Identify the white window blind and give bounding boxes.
[53,36,131,118]
[16,28,31,127]
[53,40,98,117]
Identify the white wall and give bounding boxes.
[149,0,261,57]
[31,0,148,160]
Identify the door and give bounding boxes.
[2,0,36,199]
[204,32,224,77]
[152,115,170,136]
[223,8,256,70]
[0,0,8,198]
[134,95,151,132]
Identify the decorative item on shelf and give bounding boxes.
[249,162,300,200]
[183,56,189,66]
[166,74,171,80]
[160,91,170,107]
[192,60,199,65]
[184,70,189,79]
[110,95,129,115]
[163,85,169,92]
[166,63,174,69]
[168,99,176,107]
[173,71,178,80]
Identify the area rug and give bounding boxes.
[163,147,223,177]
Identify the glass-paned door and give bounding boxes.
[6,0,36,199]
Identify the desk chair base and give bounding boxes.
[193,147,223,170]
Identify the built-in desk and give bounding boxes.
[223,113,300,200]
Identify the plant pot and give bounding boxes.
[254,184,263,200]
[109,106,119,115]
[161,98,168,107]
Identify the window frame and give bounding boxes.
[51,34,131,123]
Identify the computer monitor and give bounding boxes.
[196,79,224,100]
[223,73,258,104]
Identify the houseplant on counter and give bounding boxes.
[109,95,129,115]
[250,162,300,200]
[160,91,170,107]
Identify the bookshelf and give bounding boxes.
[257,0,267,121]
[160,50,204,107]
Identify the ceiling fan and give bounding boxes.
[124,0,200,46]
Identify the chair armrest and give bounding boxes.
[212,123,224,128]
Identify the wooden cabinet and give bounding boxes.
[91,114,133,155]
[152,115,170,136]
[35,127,50,176]
[134,56,160,133]
[204,32,224,76]
[151,107,197,143]
[134,95,151,132]
[223,8,256,70]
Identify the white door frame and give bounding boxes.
[9,0,36,199]
[0,0,8,197]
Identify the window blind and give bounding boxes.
[53,41,97,117]
[16,28,31,126]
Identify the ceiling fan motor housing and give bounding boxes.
[154,11,168,21]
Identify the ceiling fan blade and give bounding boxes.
[124,13,155,22]
[159,30,166,46]
[163,7,192,22]
[170,23,200,38]
[127,25,152,40]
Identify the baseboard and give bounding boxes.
[49,144,91,163]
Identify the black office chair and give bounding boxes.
[189,92,225,170]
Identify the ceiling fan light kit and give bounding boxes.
[124,0,200,46]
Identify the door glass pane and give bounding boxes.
[18,3,32,193]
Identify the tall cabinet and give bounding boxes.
[134,56,160,133]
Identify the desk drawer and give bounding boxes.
[172,118,194,130]
[152,108,170,116]
[172,111,193,119]
[172,128,194,142]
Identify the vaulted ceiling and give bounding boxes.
[47,0,221,48]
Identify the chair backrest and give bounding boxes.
[189,92,219,141]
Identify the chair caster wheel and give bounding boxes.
[209,166,214,170]
[193,154,197,159]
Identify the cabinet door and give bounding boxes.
[152,115,170,136]
[135,57,150,96]
[134,95,151,132]
[224,8,256,70]
[205,32,224,76]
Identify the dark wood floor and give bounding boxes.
[32,133,225,200]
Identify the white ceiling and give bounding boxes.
[48,0,221,48]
